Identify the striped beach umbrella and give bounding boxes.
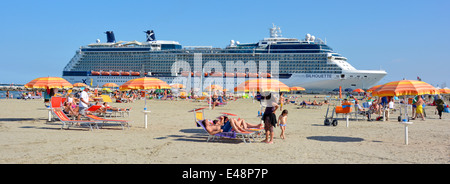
[352,88,365,93]
[204,84,223,91]
[102,83,119,88]
[366,84,383,93]
[73,82,88,87]
[372,80,440,97]
[119,77,171,91]
[170,83,185,89]
[290,86,306,91]
[235,79,290,92]
[25,77,73,89]
[439,88,450,94]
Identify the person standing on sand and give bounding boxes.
[413,95,425,121]
[277,110,288,139]
[78,87,90,120]
[434,95,444,119]
[261,92,279,144]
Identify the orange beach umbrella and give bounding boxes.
[235,79,290,92]
[372,80,440,97]
[170,83,185,89]
[352,88,365,93]
[73,82,88,87]
[25,77,73,89]
[102,83,119,88]
[205,85,223,91]
[119,77,171,91]
[439,88,450,94]
[290,86,306,91]
[366,84,383,93]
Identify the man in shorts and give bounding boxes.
[78,87,90,120]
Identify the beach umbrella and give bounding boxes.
[102,83,119,88]
[352,88,365,93]
[439,88,450,94]
[170,83,185,89]
[102,88,112,92]
[120,77,170,129]
[235,79,290,92]
[73,82,88,87]
[366,84,383,93]
[119,77,171,91]
[372,80,440,97]
[25,77,73,89]
[205,84,223,91]
[344,88,353,92]
[290,86,306,91]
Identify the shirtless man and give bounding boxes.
[413,96,425,120]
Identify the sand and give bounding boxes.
[0,96,448,164]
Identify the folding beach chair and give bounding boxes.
[52,109,99,131]
[196,120,255,143]
[86,114,131,130]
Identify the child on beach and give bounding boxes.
[278,110,288,139]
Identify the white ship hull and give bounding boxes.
[64,69,386,92]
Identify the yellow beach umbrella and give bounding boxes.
[235,79,290,92]
[372,80,440,97]
[25,77,73,89]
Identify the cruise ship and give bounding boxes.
[62,25,387,92]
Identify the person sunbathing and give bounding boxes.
[62,101,79,117]
[231,118,263,131]
[201,119,223,135]
[102,102,130,112]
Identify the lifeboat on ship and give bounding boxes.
[224,72,235,77]
[248,73,258,78]
[210,72,223,77]
[236,73,246,78]
[194,72,208,77]
[91,71,100,76]
[181,71,193,77]
[121,71,130,76]
[131,72,140,76]
[101,71,110,76]
[259,73,272,78]
[111,71,120,76]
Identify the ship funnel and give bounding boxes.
[145,30,156,42]
[105,31,116,43]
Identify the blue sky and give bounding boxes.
[1,0,449,87]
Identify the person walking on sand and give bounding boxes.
[261,92,279,144]
[434,95,445,119]
[413,95,425,121]
[277,110,288,139]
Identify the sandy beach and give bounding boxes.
[0,96,448,164]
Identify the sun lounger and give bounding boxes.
[86,114,130,130]
[52,109,99,131]
[196,120,255,143]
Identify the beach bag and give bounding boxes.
[444,107,450,113]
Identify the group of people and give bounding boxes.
[57,87,127,120]
[353,94,447,121]
[201,92,289,144]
